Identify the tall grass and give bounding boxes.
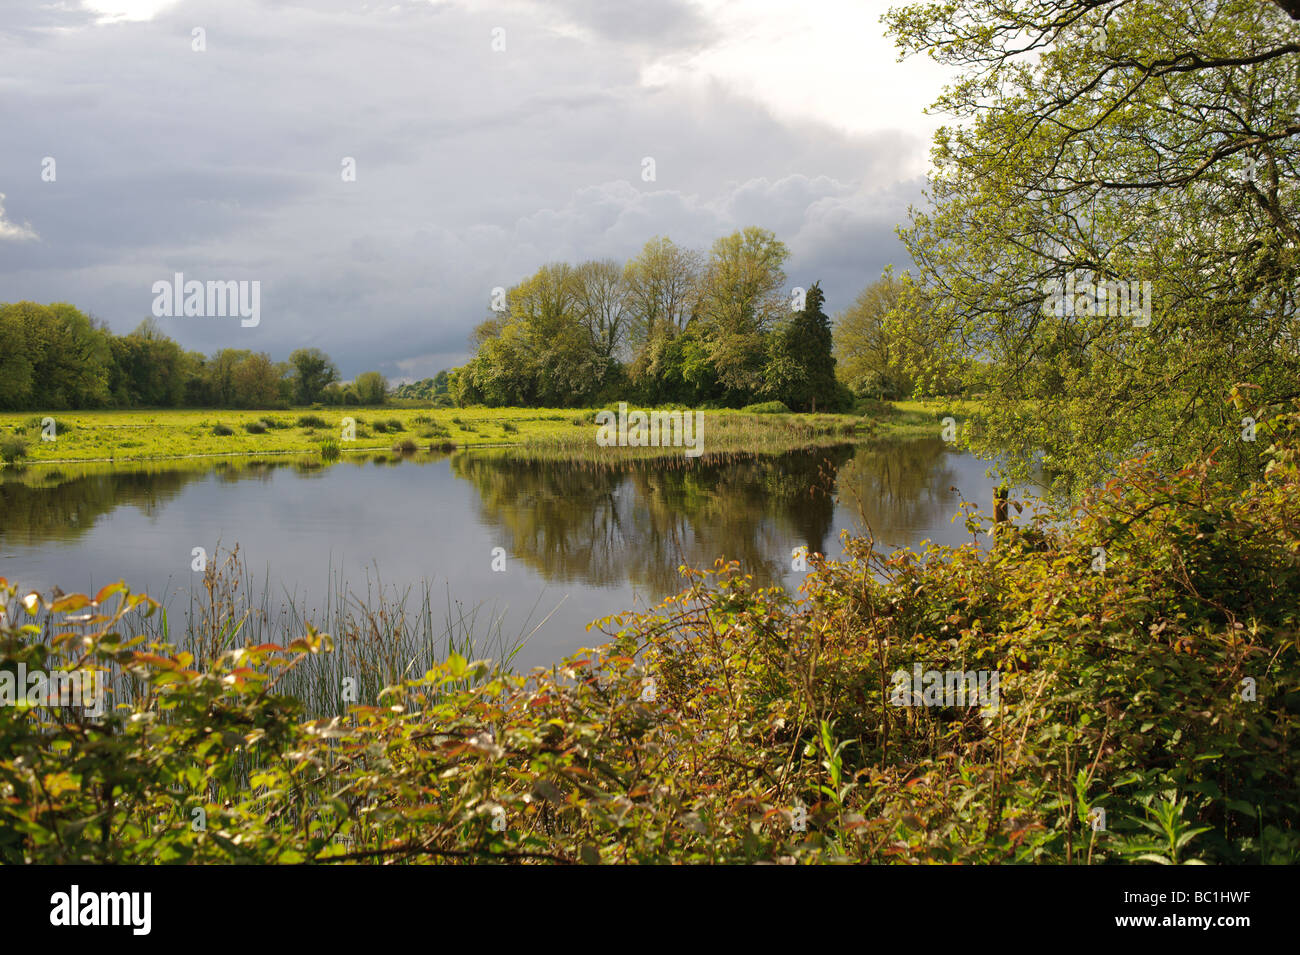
[518,411,860,464]
[12,546,535,724]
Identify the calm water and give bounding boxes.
[0,439,1015,670]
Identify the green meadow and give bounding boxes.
[0,402,978,467]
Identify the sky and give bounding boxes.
[0,0,953,382]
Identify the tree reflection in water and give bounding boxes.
[452,438,963,593]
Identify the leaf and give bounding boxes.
[93,582,126,605]
[50,593,90,614]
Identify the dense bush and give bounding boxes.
[741,401,791,414]
[210,424,233,436]
[0,435,28,463]
[23,416,73,436]
[3,410,1297,863]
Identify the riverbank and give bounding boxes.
[0,402,979,467]
[4,407,1296,864]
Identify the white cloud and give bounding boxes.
[81,1,179,22]
[0,194,38,242]
[640,0,955,160]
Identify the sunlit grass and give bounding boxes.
[0,400,970,469]
[0,405,875,466]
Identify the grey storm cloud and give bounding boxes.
[0,0,936,381]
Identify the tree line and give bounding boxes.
[2,237,960,415]
[450,227,849,412]
[0,302,388,410]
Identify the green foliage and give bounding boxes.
[764,282,838,412]
[243,421,267,435]
[0,302,347,412]
[288,348,340,405]
[836,270,920,400]
[318,438,340,461]
[0,435,29,463]
[740,401,791,414]
[296,414,328,429]
[23,416,73,436]
[0,302,113,410]
[353,372,387,405]
[6,408,1294,862]
[459,230,831,411]
[210,424,234,436]
[884,0,1300,493]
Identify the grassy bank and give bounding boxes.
[3,408,1296,864]
[0,407,590,463]
[854,397,984,440]
[0,402,979,467]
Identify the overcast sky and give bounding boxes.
[0,0,951,381]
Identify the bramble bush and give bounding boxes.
[2,410,1297,863]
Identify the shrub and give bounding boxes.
[318,438,340,460]
[392,438,417,454]
[21,416,72,436]
[371,422,389,434]
[0,435,28,463]
[211,424,234,436]
[386,418,405,431]
[297,414,328,429]
[502,422,519,433]
[244,421,268,435]
[741,401,792,414]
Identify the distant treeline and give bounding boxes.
[450,228,850,411]
[0,301,387,410]
[3,244,953,413]
[390,372,453,406]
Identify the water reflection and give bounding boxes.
[0,439,1005,666]
[835,438,965,546]
[452,446,855,593]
